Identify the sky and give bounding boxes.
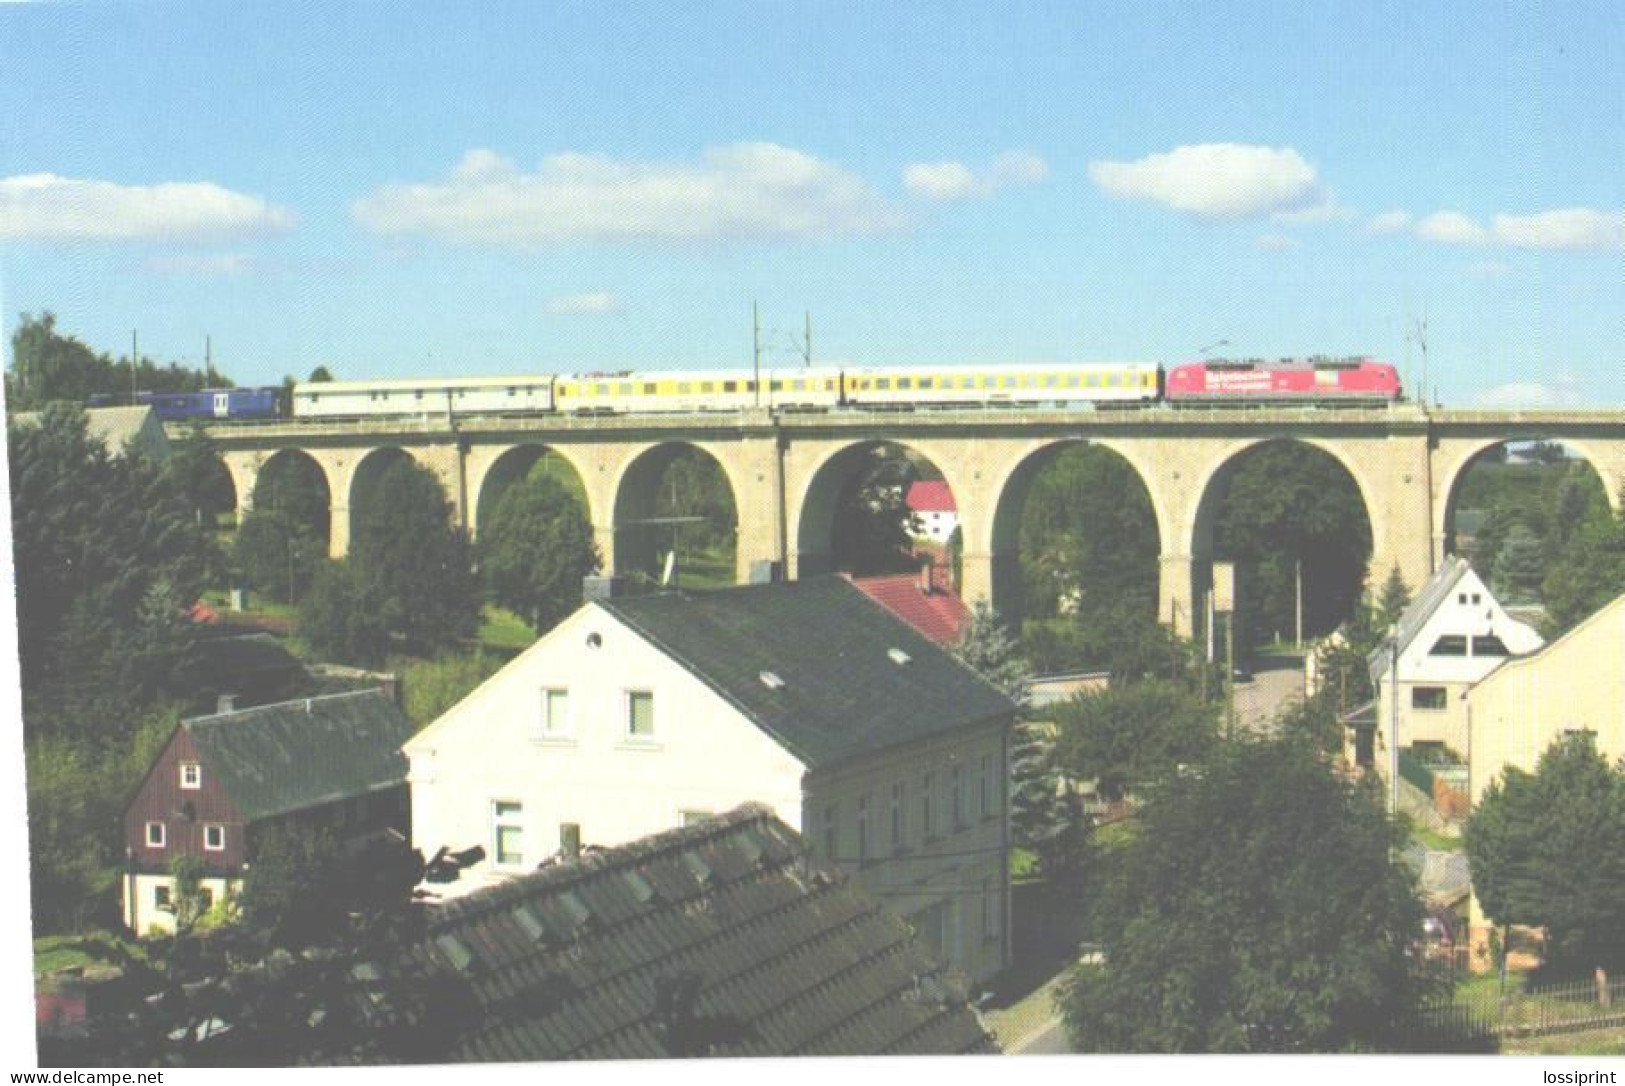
[2,1,1623,406]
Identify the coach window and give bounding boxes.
[770,380,783,392]
[877,378,891,390]
[643,382,656,394]
[702,382,715,393]
[678,382,692,394]
[723,381,737,392]
[618,382,633,395]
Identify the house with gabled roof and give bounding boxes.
[324,803,998,1062]
[12,404,170,462]
[844,568,971,646]
[905,479,959,545]
[1353,556,1542,774]
[406,576,1016,982]
[121,688,416,936]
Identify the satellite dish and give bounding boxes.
[661,550,677,587]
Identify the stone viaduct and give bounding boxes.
[197,405,1625,635]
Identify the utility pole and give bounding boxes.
[803,311,812,368]
[752,301,762,408]
[1295,558,1303,650]
[1389,626,1401,818]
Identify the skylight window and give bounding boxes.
[759,670,785,690]
[888,648,912,666]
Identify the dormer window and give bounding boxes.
[1428,635,1467,657]
[180,763,201,790]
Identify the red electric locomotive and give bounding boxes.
[1165,356,1402,405]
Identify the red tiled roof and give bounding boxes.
[844,571,971,645]
[906,480,957,513]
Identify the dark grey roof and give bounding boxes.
[184,689,414,821]
[194,633,305,680]
[1369,556,1474,684]
[597,577,1015,769]
[335,803,997,1061]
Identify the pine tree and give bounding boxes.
[951,601,1070,850]
[1376,566,1411,629]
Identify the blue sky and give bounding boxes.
[2,1,1623,405]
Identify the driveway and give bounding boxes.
[1232,655,1305,735]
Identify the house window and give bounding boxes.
[823,803,839,860]
[1412,686,1448,711]
[1429,635,1468,656]
[1472,634,1509,657]
[203,824,225,851]
[951,766,965,828]
[145,822,166,848]
[154,885,172,912]
[180,763,201,790]
[890,782,905,850]
[626,690,655,739]
[979,754,992,819]
[857,794,870,863]
[921,772,936,840]
[539,687,570,737]
[493,801,524,868]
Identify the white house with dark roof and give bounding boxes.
[1356,556,1542,773]
[405,576,1017,982]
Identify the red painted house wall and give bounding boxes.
[123,726,247,878]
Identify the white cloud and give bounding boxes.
[1255,232,1297,251]
[1414,210,1489,245]
[1087,143,1328,220]
[0,173,293,241]
[353,144,909,245]
[544,291,619,315]
[1403,206,1625,251]
[1366,210,1412,235]
[1492,208,1625,251]
[902,150,1050,201]
[145,252,258,277]
[1469,378,1583,409]
[903,162,981,200]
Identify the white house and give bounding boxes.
[906,480,959,545]
[405,576,1017,982]
[1359,556,1543,771]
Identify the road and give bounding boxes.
[1010,1017,1071,1054]
[1232,655,1306,735]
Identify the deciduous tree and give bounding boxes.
[1061,738,1428,1052]
[1051,678,1219,803]
[479,468,599,633]
[1465,733,1625,984]
[350,459,479,652]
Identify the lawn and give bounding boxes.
[33,932,143,979]
[479,605,538,652]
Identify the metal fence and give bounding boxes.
[1411,974,1625,1050]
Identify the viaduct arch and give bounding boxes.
[203,406,1625,636]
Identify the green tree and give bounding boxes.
[831,445,922,575]
[299,561,391,667]
[231,454,330,603]
[307,365,335,382]
[8,404,215,745]
[1061,738,1429,1052]
[1213,442,1373,650]
[350,459,479,651]
[238,823,343,949]
[480,468,599,633]
[1376,566,1411,629]
[166,421,237,528]
[1491,522,1545,603]
[1051,679,1219,803]
[950,603,1072,853]
[169,855,209,934]
[7,311,231,410]
[1465,732,1625,984]
[1019,444,1159,621]
[401,652,507,728]
[1540,485,1625,636]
